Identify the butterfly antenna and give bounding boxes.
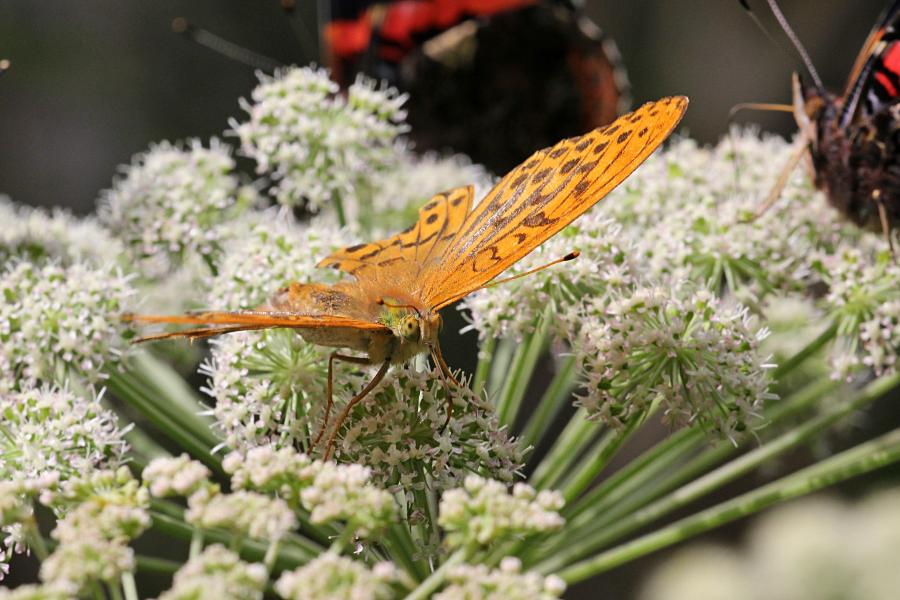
[738,0,825,93]
[484,251,580,290]
[171,17,283,72]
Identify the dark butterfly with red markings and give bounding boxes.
[325,0,630,174]
[746,0,900,244]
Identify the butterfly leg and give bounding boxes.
[742,140,807,223]
[430,342,460,432]
[323,360,390,461]
[312,353,374,450]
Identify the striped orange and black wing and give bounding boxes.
[419,96,688,310]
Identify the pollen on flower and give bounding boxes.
[438,475,564,549]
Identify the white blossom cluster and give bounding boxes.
[99,138,250,279]
[0,196,122,267]
[274,552,400,600]
[572,288,775,437]
[40,468,149,595]
[438,475,564,548]
[158,545,267,600]
[436,558,566,600]
[0,260,134,392]
[0,584,71,600]
[642,488,900,600]
[142,453,212,498]
[186,488,297,543]
[333,366,523,492]
[231,66,408,211]
[223,445,396,537]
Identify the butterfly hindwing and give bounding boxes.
[317,185,474,280]
[419,96,688,310]
[841,0,900,125]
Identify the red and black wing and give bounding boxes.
[840,0,900,126]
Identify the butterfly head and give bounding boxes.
[792,72,830,148]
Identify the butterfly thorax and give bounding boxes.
[794,75,900,232]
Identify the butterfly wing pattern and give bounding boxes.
[420,96,688,310]
[841,0,900,126]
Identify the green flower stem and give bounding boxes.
[24,520,49,560]
[404,548,470,600]
[472,337,497,397]
[772,320,838,379]
[496,306,552,428]
[124,352,219,447]
[487,338,516,399]
[556,424,900,583]
[518,354,577,450]
[559,404,653,502]
[149,510,319,569]
[334,193,348,228]
[108,582,124,600]
[121,572,139,600]
[105,371,221,474]
[384,521,428,581]
[328,525,356,554]
[134,554,180,575]
[532,371,900,574]
[529,408,598,490]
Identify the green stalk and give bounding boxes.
[472,337,497,396]
[334,193,347,228]
[487,338,516,400]
[107,583,124,600]
[556,425,900,582]
[529,408,598,489]
[772,320,837,379]
[384,521,428,581]
[135,555,180,575]
[495,306,552,428]
[518,355,576,450]
[559,404,653,502]
[532,371,900,573]
[404,548,469,600]
[121,572,139,600]
[105,373,222,473]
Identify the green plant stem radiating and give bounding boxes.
[531,371,900,574]
[529,408,598,490]
[556,424,900,583]
[496,306,553,428]
[518,354,577,450]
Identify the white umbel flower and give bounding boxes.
[436,558,566,600]
[274,552,398,600]
[158,545,267,600]
[143,454,212,498]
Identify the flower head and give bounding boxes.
[439,475,564,549]
[0,260,134,391]
[274,552,399,600]
[232,66,408,212]
[0,196,122,267]
[142,454,212,498]
[99,139,250,279]
[159,545,267,600]
[436,558,566,600]
[572,286,775,439]
[186,489,296,543]
[0,387,128,482]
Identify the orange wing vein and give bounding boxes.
[419,96,688,310]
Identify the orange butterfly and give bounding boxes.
[126,96,688,458]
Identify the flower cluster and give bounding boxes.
[436,558,566,600]
[99,139,250,279]
[642,488,900,600]
[0,196,122,267]
[572,287,775,438]
[186,489,297,543]
[142,453,212,498]
[0,386,128,482]
[224,445,396,537]
[232,66,408,212]
[40,468,149,595]
[274,552,400,600]
[438,475,564,549]
[159,545,267,600]
[0,260,133,391]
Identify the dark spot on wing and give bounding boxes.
[638,127,648,137]
[617,131,631,144]
[345,243,367,253]
[593,142,608,154]
[605,125,619,135]
[426,213,439,224]
[560,159,578,174]
[577,160,599,174]
[550,147,568,158]
[575,138,591,151]
[423,200,439,211]
[522,211,558,228]
[574,179,591,195]
[451,195,465,207]
[533,168,552,183]
[511,173,529,188]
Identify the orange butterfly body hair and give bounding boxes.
[125,95,688,458]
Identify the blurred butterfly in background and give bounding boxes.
[743,0,900,246]
[325,0,631,173]
[126,96,688,459]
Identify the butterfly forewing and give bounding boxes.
[841,0,900,125]
[419,96,688,310]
